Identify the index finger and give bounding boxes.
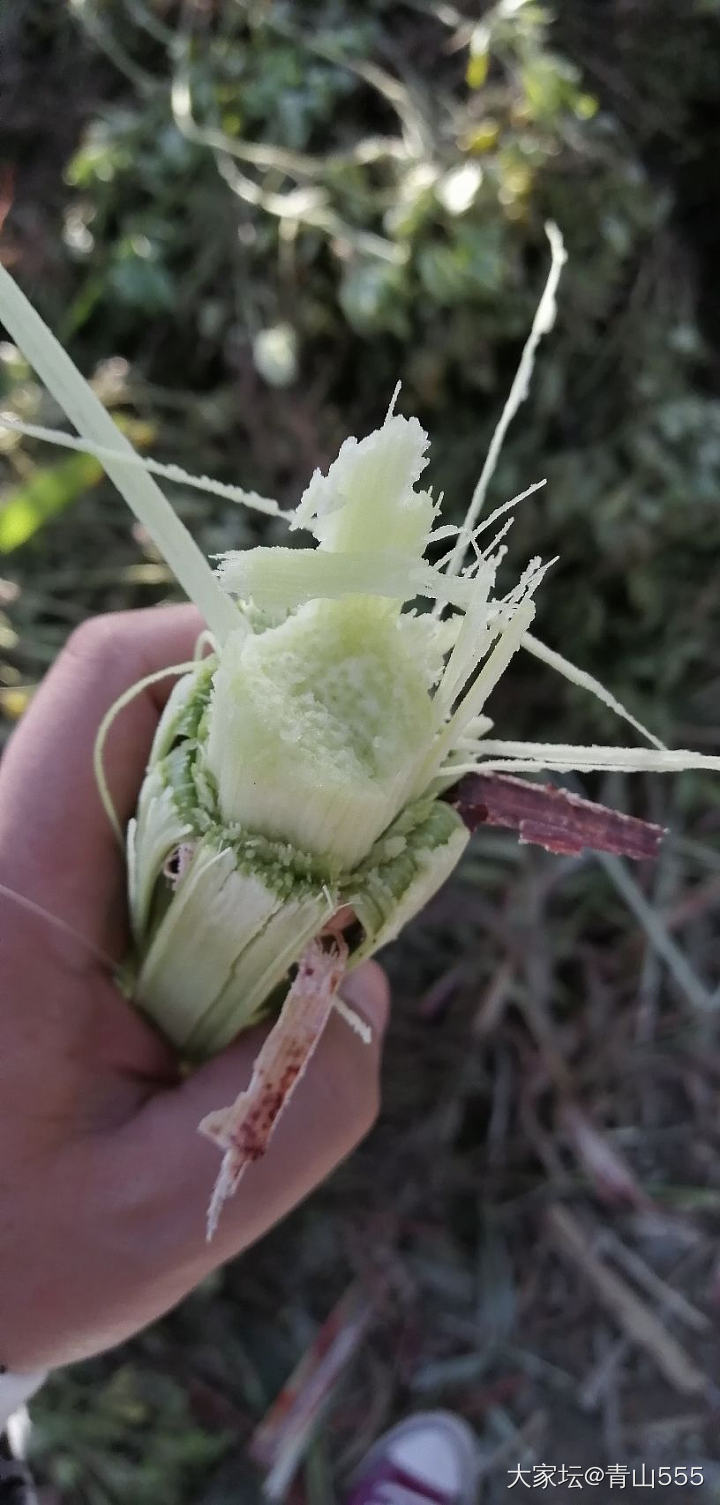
[0,604,204,954]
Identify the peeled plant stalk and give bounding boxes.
[1,229,718,1236]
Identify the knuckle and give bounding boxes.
[65,612,126,667]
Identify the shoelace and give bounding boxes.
[354,1461,449,1505]
[367,1486,442,1505]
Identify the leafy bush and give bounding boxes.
[2,0,719,747]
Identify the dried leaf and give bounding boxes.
[559,1102,648,1209]
[251,1283,375,1502]
[547,1205,708,1397]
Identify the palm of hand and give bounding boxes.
[0,607,387,1371]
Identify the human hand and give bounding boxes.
[0,606,388,1372]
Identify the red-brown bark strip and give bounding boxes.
[450,772,665,860]
[250,1282,375,1496]
[199,935,348,1238]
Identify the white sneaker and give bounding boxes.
[344,1411,479,1505]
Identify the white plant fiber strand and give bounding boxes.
[522,632,665,751]
[445,221,567,579]
[0,263,237,641]
[433,479,546,571]
[93,661,200,844]
[445,743,720,776]
[0,413,282,516]
[0,880,118,972]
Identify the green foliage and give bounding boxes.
[2,0,718,756]
[0,449,104,550]
[31,1363,230,1504]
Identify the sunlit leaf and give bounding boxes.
[466,49,489,89]
[339,261,408,336]
[0,451,104,552]
[463,118,501,154]
[467,23,490,89]
[0,686,33,720]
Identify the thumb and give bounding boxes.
[0,964,389,1372]
[113,961,390,1277]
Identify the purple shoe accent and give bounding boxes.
[345,1457,449,1505]
[344,1411,478,1505]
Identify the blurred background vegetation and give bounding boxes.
[1,2,720,1501]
